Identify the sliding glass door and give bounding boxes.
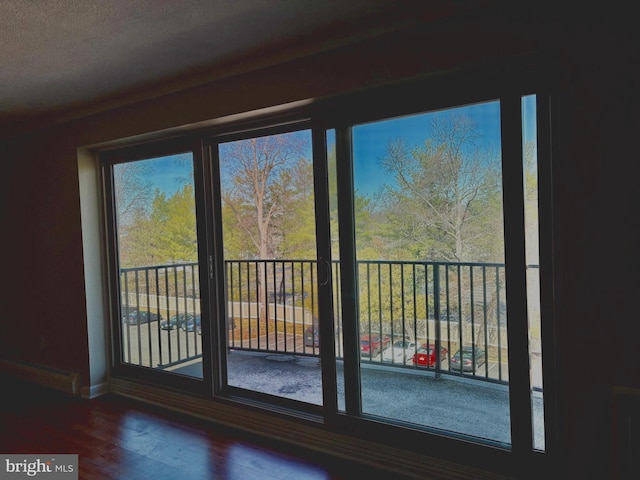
[348,101,511,444]
[212,126,324,407]
[104,140,211,389]
[102,79,552,458]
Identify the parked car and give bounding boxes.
[122,309,162,325]
[450,346,486,372]
[440,313,459,323]
[360,334,391,357]
[161,313,193,330]
[304,324,319,347]
[190,316,235,335]
[182,315,201,332]
[121,306,137,322]
[382,339,418,363]
[411,343,448,367]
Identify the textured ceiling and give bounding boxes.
[0,0,466,136]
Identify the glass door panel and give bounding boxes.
[112,152,203,379]
[351,102,512,444]
[217,129,323,405]
[522,94,546,451]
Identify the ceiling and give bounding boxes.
[0,0,474,138]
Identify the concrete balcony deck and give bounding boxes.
[121,320,544,449]
[168,350,545,450]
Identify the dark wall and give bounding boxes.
[1,7,637,478]
[549,16,640,478]
[3,136,89,379]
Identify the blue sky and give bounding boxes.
[142,97,536,197]
[142,152,193,195]
[351,100,502,195]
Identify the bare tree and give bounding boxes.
[219,131,310,320]
[113,161,155,228]
[113,161,156,267]
[381,114,503,263]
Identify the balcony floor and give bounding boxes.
[170,351,544,449]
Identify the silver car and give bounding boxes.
[382,339,418,364]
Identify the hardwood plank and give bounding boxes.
[0,375,398,480]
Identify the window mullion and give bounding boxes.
[312,125,339,416]
[500,95,534,456]
[207,139,228,395]
[335,125,362,416]
[193,137,216,397]
[536,92,558,455]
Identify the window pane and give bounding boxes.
[218,130,322,405]
[113,153,203,378]
[352,102,511,444]
[523,94,545,451]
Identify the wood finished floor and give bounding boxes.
[0,376,403,480]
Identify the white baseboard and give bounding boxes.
[0,359,80,396]
[81,381,109,399]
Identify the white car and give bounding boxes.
[382,340,418,364]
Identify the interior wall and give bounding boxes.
[1,8,637,478]
[77,147,110,397]
[2,134,90,380]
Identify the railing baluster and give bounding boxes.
[183,264,189,360]
[156,268,162,366]
[457,264,463,375]
[134,270,142,366]
[229,262,235,349]
[123,271,131,364]
[434,264,441,377]
[298,260,303,354]
[282,260,287,353]
[366,263,373,361]
[399,263,405,363]
[254,262,258,350]
[445,264,451,373]
[174,267,181,361]
[411,264,417,366]
[146,268,152,367]
[192,265,197,355]
[164,267,171,365]
[116,259,513,386]
[334,261,341,359]
[271,261,276,352]
[483,266,489,379]
[266,261,271,351]
[470,265,476,375]
[497,265,503,382]
[308,261,315,354]
[425,264,431,357]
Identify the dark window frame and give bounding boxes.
[99,60,559,477]
[101,136,214,396]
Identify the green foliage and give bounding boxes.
[156,184,197,262]
[119,185,197,268]
[277,159,317,259]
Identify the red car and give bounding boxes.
[360,334,391,357]
[412,343,448,367]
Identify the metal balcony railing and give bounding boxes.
[119,259,538,385]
